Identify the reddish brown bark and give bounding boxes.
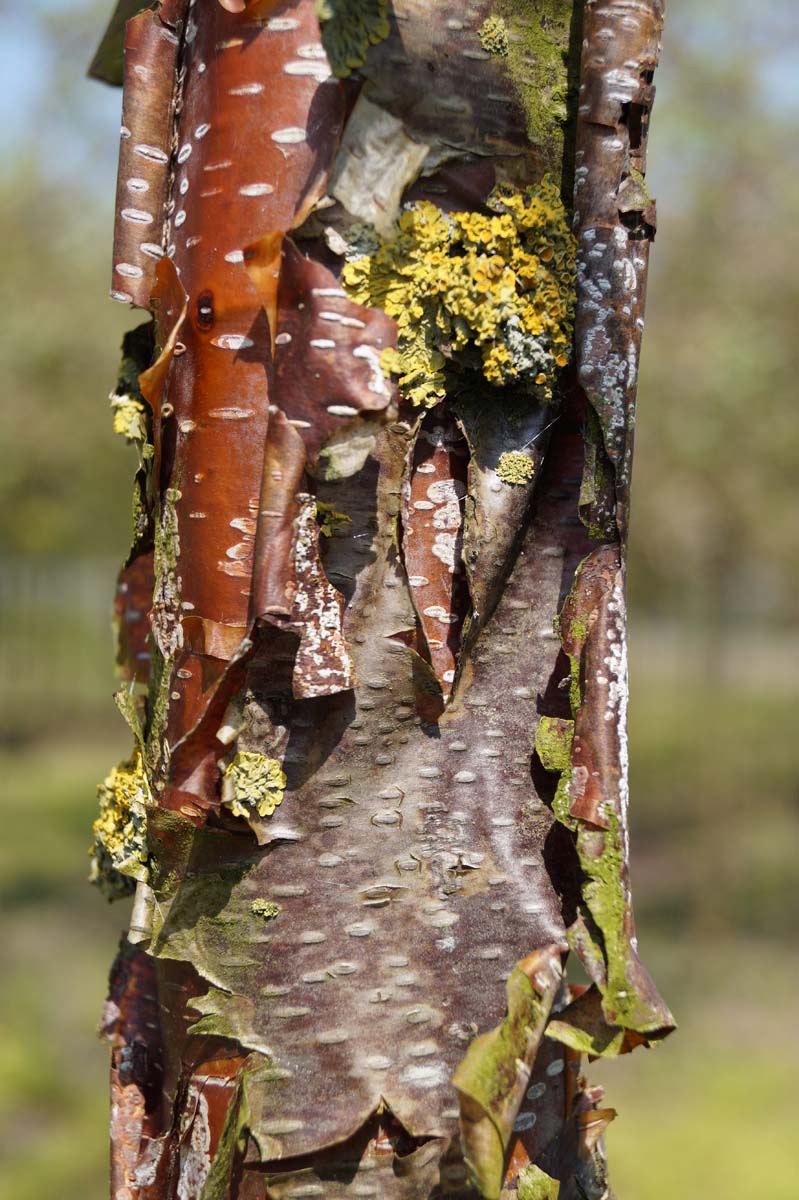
[91,3,671,1197]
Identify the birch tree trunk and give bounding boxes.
[90,2,672,1197]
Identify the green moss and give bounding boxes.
[579,407,617,540]
[343,179,576,407]
[222,752,286,820]
[144,488,182,770]
[535,715,574,772]
[579,812,634,1022]
[499,0,574,167]
[479,15,509,56]
[250,899,281,920]
[147,861,266,999]
[145,806,198,897]
[536,713,575,825]
[551,566,650,1030]
[155,486,181,579]
[517,1164,561,1200]
[113,686,145,750]
[129,471,150,549]
[316,0,390,78]
[496,450,536,485]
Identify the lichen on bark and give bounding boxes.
[342,179,576,406]
[89,1,671,1195]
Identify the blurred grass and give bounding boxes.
[0,732,128,1200]
[596,937,798,1200]
[0,636,795,1199]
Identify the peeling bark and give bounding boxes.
[91,2,672,1197]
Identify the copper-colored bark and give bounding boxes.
[93,2,672,1197]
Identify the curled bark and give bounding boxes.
[91,2,672,1196]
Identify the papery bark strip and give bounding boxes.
[90,2,672,1197]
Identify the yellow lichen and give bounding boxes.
[111,393,147,441]
[89,750,151,899]
[496,450,536,485]
[342,178,576,407]
[251,899,281,920]
[479,15,509,57]
[222,752,286,820]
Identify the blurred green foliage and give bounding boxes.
[630,0,799,625]
[1,660,795,1199]
[0,1,796,1198]
[0,0,796,622]
[0,175,134,556]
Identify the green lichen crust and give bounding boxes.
[542,554,675,1048]
[89,750,151,899]
[342,179,576,408]
[250,899,281,920]
[316,0,390,78]
[452,950,561,1200]
[535,712,578,845]
[496,450,536,486]
[499,0,576,166]
[518,1164,561,1200]
[222,752,286,820]
[479,15,509,56]
[535,714,574,772]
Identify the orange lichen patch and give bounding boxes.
[89,752,151,899]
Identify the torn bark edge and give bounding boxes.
[453,945,564,1200]
[541,545,675,1044]
[573,0,665,544]
[109,8,186,307]
[89,1,189,86]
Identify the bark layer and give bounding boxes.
[91,2,671,1197]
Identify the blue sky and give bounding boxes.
[0,0,796,207]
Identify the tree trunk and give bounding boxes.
[90,2,672,1197]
